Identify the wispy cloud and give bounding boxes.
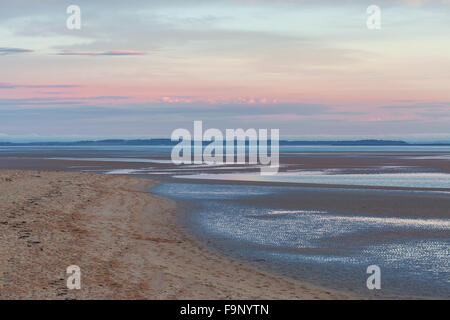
[381,102,450,109]
[0,96,129,108]
[57,50,146,56]
[0,83,79,89]
[0,47,33,55]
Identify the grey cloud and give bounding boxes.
[127,101,331,117]
[0,47,33,55]
[0,83,80,89]
[417,112,450,119]
[57,50,146,56]
[0,96,329,116]
[0,96,129,108]
[381,103,450,109]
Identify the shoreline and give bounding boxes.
[0,170,355,299]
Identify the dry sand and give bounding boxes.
[0,170,353,300]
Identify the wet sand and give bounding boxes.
[0,170,353,299]
[0,151,449,174]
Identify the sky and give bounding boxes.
[0,0,449,142]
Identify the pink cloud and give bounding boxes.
[236,114,308,121]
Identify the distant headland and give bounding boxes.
[0,139,449,146]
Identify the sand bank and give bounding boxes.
[0,170,354,299]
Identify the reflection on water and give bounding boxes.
[175,172,450,189]
[152,182,450,298]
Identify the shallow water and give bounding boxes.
[151,182,450,299]
[176,172,450,189]
[47,157,173,164]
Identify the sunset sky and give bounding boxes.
[0,0,449,141]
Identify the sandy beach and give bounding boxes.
[0,170,353,300]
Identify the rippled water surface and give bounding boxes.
[152,182,450,299]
